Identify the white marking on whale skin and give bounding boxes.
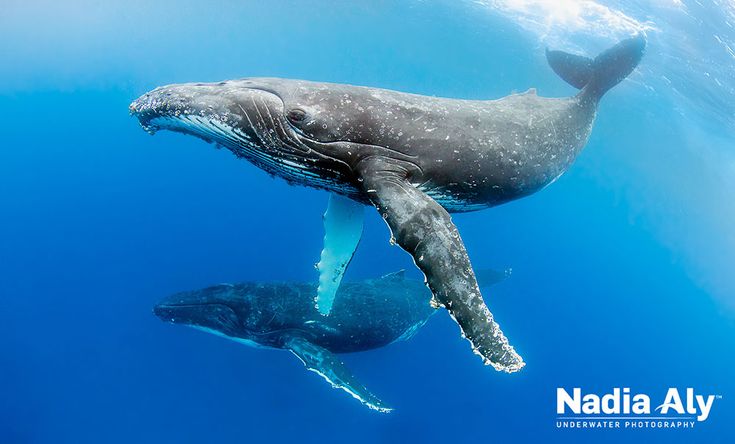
[393,319,430,343]
[417,184,491,212]
[191,326,266,349]
[303,320,339,334]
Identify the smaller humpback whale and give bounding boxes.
[153,269,509,412]
[133,35,645,372]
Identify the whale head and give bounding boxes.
[129,78,363,194]
[153,284,264,345]
[131,79,302,151]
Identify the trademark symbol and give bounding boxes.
[715,395,723,400]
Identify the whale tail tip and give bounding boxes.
[546,33,646,102]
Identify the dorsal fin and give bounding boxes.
[380,270,406,281]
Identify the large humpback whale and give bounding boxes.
[132,35,646,372]
[153,269,509,412]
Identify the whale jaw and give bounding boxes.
[130,81,361,195]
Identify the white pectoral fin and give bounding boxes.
[285,336,392,413]
[315,193,364,315]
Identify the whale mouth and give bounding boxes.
[153,300,234,320]
[129,82,250,138]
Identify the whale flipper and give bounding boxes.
[315,193,364,315]
[285,336,391,413]
[358,158,524,372]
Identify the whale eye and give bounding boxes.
[287,108,307,123]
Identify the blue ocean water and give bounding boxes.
[1,1,734,443]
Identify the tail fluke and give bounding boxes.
[546,34,646,101]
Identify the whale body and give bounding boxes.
[134,35,646,372]
[154,269,509,412]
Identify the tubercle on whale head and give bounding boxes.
[129,82,247,136]
[128,80,278,139]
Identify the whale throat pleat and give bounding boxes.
[148,114,357,195]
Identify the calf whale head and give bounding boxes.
[154,284,253,341]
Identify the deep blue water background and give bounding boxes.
[1,1,734,443]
